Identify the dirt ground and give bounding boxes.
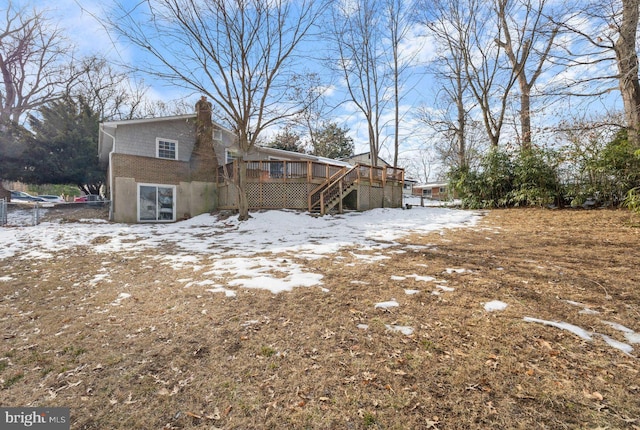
[1,207,639,429]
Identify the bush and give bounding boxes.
[449,128,640,210]
[623,187,640,214]
[449,151,511,209]
[508,148,562,207]
[449,148,514,209]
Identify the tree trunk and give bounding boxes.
[614,0,640,146]
[520,89,532,150]
[456,74,467,169]
[237,158,250,221]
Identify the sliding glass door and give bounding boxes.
[138,184,175,222]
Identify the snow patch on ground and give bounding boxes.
[385,324,414,335]
[375,300,399,309]
[111,292,131,306]
[484,300,508,312]
[523,317,593,340]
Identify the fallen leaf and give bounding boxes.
[537,339,553,350]
[583,388,604,401]
[205,407,221,420]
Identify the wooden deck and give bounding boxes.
[216,160,404,213]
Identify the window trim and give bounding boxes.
[156,137,178,160]
[225,148,239,164]
[137,183,176,223]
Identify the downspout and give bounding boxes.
[99,124,117,221]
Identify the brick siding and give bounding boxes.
[111,153,191,184]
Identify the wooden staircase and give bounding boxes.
[308,165,359,215]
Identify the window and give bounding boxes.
[269,159,284,178]
[157,138,178,160]
[138,184,175,222]
[213,129,223,141]
[225,149,239,164]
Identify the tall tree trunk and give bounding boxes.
[520,89,532,150]
[237,158,250,221]
[614,0,640,146]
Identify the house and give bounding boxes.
[98,98,405,223]
[412,183,452,201]
[341,152,391,167]
[402,177,418,196]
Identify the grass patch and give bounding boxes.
[3,373,24,389]
[0,208,638,429]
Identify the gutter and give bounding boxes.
[99,124,117,221]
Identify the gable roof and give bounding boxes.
[256,145,352,167]
[341,152,392,166]
[101,113,197,128]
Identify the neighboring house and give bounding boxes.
[402,177,418,196]
[412,183,452,201]
[99,97,405,223]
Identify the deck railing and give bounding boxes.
[217,160,347,183]
[308,166,349,212]
[217,159,404,212]
[319,165,359,214]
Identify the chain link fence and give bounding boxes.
[0,199,6,226]
[0,200,43,227]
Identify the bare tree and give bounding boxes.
[108,0,327,220]
[496,0,560,150]
[329,0,388,166]
[72,56,149,121]
[386,0,418,167]
[614,0,640,145]
[422,0,517,149]
[0,1,76,125]
[550,0,640,145]
[463,0,518,147]
[399,147,438,183]
[420,0,476,171]
[286,71,332,152]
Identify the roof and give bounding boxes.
[101,114,234,134]
[101,114,196,127]
[341,152,392,166]
[413,183,448,189]
[255,146,352,167]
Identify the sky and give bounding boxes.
[1,201,638,356]
[13,0,626,181]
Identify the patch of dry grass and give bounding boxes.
[1,208,639,429]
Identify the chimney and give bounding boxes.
[196,96,213,135]
[191,96,218,181]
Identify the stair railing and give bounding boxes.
[319,165,359,214]
[308,167,348,212]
